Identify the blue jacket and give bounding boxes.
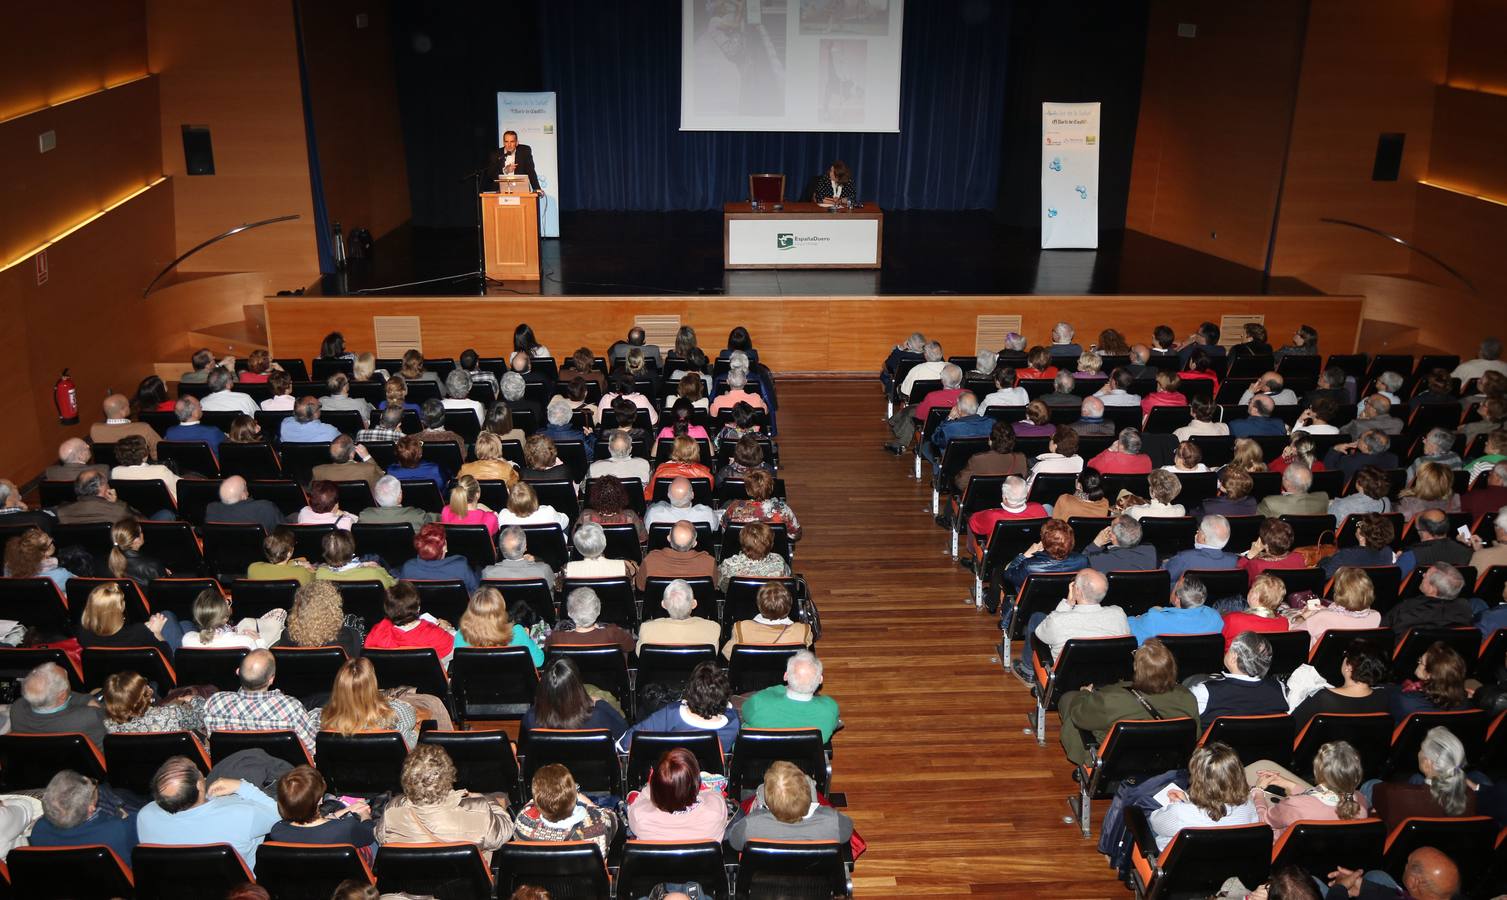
[399,554,480,593]
[1228,416,1287,438]
[165,422,225,454]
[388,461,448,492]
[933,415,995,452]
[1129,605,1224,645]
[281,419,341,443]
[29,807,137,863]
[1004,551,1089,595]
[539,424,596,460]
[616,701,742,753]
[1164,547,1240,584]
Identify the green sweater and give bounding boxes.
[741,686,840,742]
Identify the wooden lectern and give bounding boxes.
[480,191,540,280]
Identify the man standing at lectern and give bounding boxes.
[486,130,539,192]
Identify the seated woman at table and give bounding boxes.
[812,160,856,207]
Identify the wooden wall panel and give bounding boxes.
[0,76,162,267]
[1125,0,1307,269]
[265,295,1364,374]
[0,181,176,482]
[0,1,148,122]
[147,0,319,292]
[1427,87,1507,201]
[1411,183,1507,319]
[1446,0,1507,93]
[299,0,411,240]
[1268,0,1451,279]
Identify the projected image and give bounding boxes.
[818,39,866,124]
[691,0,787,117]
[800,0,889,35]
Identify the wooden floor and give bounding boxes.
[776,379,1126,898]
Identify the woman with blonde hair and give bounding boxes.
[1245,741,1367,841]
[453,586,543,664]
[102,670,206,735]
[180,587,284,649]
[1220,575,1291,648]
[278,580,363,657]
[352,352,386,383]
[1073,351,1106,381]
[727,759,853,850]
[441,475,499,537]
[77,581,184,657]
[1149,742,1259,851]
[381,376,419,414]
[457,431,518,485]
[646,434,715,501]
[225,415,263,444]
[106,518,170,583]
[496,479,569,529]
[314,657,419,748]
[1226,438,1268,475]
[1125,470,1185,519]
[1293,566,1381,647]
[1396,461,1461,519]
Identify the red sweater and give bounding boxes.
[1087,448,1153,475]
[365,619,455,659]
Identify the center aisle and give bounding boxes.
[773,380,1125,897]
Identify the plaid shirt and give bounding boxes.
[203,688,317,756]
[356,425,403,444]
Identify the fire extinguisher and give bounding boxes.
[54,369,79,425]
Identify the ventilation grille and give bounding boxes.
[635,315,681,350]
[1218,314,1265,348]
[976,315,1023,353]
[373,316,422,358]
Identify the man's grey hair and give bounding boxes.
[1110,514,1142,548]
[1359,430,1391,455]
[22,663,70,708]
[373,475,403,507]
[173,396,199,423]
[1482,337,1503,361]
[59,438,91,465]
[1002,475,1029,506]
[1426,563,1466,600]
[445,369,473,400]
[1175,575,1208,608]
[1229,631,1273,678]
[1003,332,1026,352]
[609,432,632,459]
[975,349,998,373]
[572,522,607,560]
[500,371,526,401]
[1494,462,1507,486]
[1080,396,1104,419]
[1129,344,1150,364]
[1377,372,1405,394]
[1074,568,1109,603]
[1199,514,1231,549]
[940,364,963,389]
[1118,428,1143,454]
[1424,427,1455,454]
[904,332,926,352]
[546,397,572,427]
[566,588,601,628]
[207,367,234,392]
[785,650,824,697]
[379,405,404,429]
[1321,366,1346,389]
[1282,463,1313,494]
[662,579,696,619]
[727,350,749,371]
[0,481,16,508]
[329,434,355,464]
[923,340,944,362]
[1053,371,1075,393]
[1052,321,1075,343]
[295,396,321,423]
[499,525,527,560]
[42,770,98,830]
[727,370,748,390]
[955,392,979,416]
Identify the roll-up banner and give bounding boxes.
[497,91,560,238]
[1041,101,1100,249]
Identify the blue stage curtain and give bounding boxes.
[538,0,1009,212]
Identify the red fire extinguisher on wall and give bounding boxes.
[54,369,79,425]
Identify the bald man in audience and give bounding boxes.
[203,476,285,534]
[136,755,280,870]
[202,649,317,755]
[1325,845,1458,900]
[91,393,160,456]
[44,438,109,483]
[1340,394,1404,439]
[311,435,383,490]
[1257,463,1330,517]
[1070,396,1115,436]
[643,477,718,529]
[588,431,652,484]
[1394,509,1472,577]
[1238,371,1298,406]
[1031,569,1128,664]
[635,521,717,589]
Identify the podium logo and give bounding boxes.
[776,233,795,250]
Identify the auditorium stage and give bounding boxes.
[311,210,1321,298]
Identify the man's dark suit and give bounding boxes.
[486,144,540,191]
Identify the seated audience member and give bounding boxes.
[1237,519,1304,582]
[644,475,719,530]
[1126,469,1186,519]
[1394,513,1473,586]
[312,658,419,748]
[897,339,947,401]
[1293,396,1342,436]
[386,435,447,493]
[1140,370,1188,417]
[881,331,927,393]
[1190,631,1288,720]
[723,581,812,658]
[458,431,519,486]
[261,370,296,411]
[0,478,57,533]
[1396,462,1461,520]
[1464,400,1507,446]
[1452,336,1507,383]
[1257,463,1330,518]
[1181,348,1222,396]
[1221,575,1292,648]
[1039,371,1080,408]
[1088,428,1153,475]
[441,474,499,538]
[922,392,993,471]
[578,474,647,541]
[202,650,317,756]
[1270,433,1325,475]
[1030,568,1127,665]
[1051,467,1110,520]
[1164,441,1207,474]
[1050,321,1083,358]
[636,521,716,589]
[980,366,1028,411]
[294,480,356,530]
[1325,429,1400,484]
[1029,425,1085,478]
[1057,638,1198,765]
[11,662,106,747]
[1273,324,1319,366]
[561,346,607,393]
[1245,739,1367,842]
[998,519,1089,615]
[316,532,395,592]
[3,527,77,587]
[1164,515,1239,582]
[968,476,1049,555]
[1371,727,1477,832]
[724,471,803,542]
[1095,368,1142,409]
[482,525,557,582]
[92,393,162,456]
[1069,396,1114,437]
[1226,438,1268,476]
[1084,514,1157,573]
[1148,743,1259,851]
[47,437,110,483]
[618,660,740,752]
[377,744,513,863]
[638,578,720,651]
[741,650,840,742]
[54,469,138,527]
[1229,396,1287,438]
[955,421,1029,492]
[312,434,384,490]
[596,371,656,429]
[364,582,456,663]
[201,366,258,415]
[1391,642,1470,719]
[136,374,176,413]
[78,580,184,657]
[279,397,339,444]
[319,372,375,428]
[205,475,285,534]
[441,369,484,427]
[355,404,404,444]
[540,396,595,460]
[1320,513,1397,578]
[1344,393,1406,439]
[1238,370,1297,406]
[887,363,965,453]
[356,474,436,531]
[1196,468,1258,519]
[103,670,207,736]
[716,521,790,590]
[1462,461,1507,520]
[1293,566,1382,647]
[1407,427,1464,485]
[277,580,363,657]
[497,479,570,531]
[351,350,385,382]
[1016,346,1058,382]
[1130,575,1223,645]
[711,367,766,415]
[564,521,634,580]
[1290,642,1392,730]
[165,396,226,454]
[137,756,280,868]
[1328,465,1393,523]
[111,434,180,502]
[1469,506,1507,572]
[268,766,375,854]
[182,588,283,649]
[179,348,217,383]
[727,760,854,851]
[415,399,465,450]
[513,764,618,856]
[451,585,543,664]
[545,587,635,657]
[398,349,442,384]
[30,769,137,861]
[627,748,728,842]
[648,435,715,500]
[103,517,169,583]
[522,658,628,742]
[588,430,651,485]
[399,522,480,593]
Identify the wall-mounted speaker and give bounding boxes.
[1371,132,1405,182]
[181,125,216,175]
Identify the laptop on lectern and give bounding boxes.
[498,174,531,194]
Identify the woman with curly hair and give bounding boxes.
[102,670,207,736]
[4,528,77,588]
[377,744,514,862]
[578,474,647,542]
[1392,642,1470,719]
[277,580,364,657]
[1236,519,1304,583]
